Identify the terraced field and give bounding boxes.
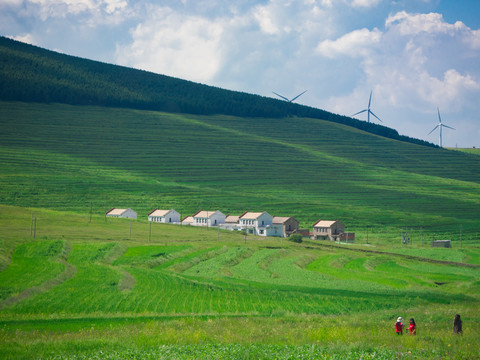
[1,206,479,358]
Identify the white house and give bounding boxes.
[192,210,226,227]
[238,211,282,236]
[148,209,180,223]
[106,208,137,219]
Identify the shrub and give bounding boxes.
[288,234,303,243]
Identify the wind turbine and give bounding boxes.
[351,90,382,123]
[272,90,307,103]
[428,107,455,147]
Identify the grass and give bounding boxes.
[1,101,480,243]
[0,205,479,358]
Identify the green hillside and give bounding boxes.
[0,36,432,147]
[1,101,480,242]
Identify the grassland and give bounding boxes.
[1,101,480,244]
[0,205,479,359]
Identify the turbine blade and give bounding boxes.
[368,90,372,109]
[351,109,367,117]
[290,90,307,102]
[437,107,442,123]
[442,124,455,130]
[272,92,289,101]
[427,125,439,135]
[370,110,383,123]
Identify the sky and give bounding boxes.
[2,0,480,148]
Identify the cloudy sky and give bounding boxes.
[2,0,479,147]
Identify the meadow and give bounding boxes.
[0,205,479,359]
[1,101,480,243]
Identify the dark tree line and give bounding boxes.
[0,36,435,148]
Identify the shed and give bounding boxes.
[431,240,451,248]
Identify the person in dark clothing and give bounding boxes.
[453,314,462,334]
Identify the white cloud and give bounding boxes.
[316,28,382,58]
[385,11,465,35]
[115,7,224,83]
[351,0,382,8]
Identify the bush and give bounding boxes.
[288,234,303,243]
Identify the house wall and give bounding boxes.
[209,212,226,226]
[256,213,273,227]
[282,218,299,237]
[121,209,137,219]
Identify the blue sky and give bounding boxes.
[2,0,479,147]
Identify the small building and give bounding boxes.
[181,216,194,226]
[340,232,355,243]
[192,210,226,227]
[431,240,451,248]
[273,216,300,237]
[106,208,137,219]
[312,220,345,241]
[148,209,180,223]
[239,211,282,237]
[221,215,241,231]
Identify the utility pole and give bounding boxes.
[366,226,369,244]
[30,213,33,237]
[149,222,151,242]
[129,220,132,240]
[460,224,462,250]
[33,217,36,239]
[89,201,92,223]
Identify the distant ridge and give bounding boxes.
[0,36,433,147]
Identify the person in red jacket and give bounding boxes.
[395,317,404,335]
[408,318,416,335]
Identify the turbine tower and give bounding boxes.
[272,90,307,103]
[351,90,382,123]
[428,108,455,147]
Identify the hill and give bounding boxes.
[1,101,480,242]
[0,36,432,147]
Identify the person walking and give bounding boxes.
[408,318,416,335]
[453,314,462,334]
[395,317,404,335]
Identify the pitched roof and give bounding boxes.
[182,216,194,223]
[313,220,338,228]
[106,208,127,215]
[239,212,268,220]
[225,215,240,223]
[193,210,223,218]
[148,209,174,217]
[273,216,296,224]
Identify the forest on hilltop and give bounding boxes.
[0,36,434,148]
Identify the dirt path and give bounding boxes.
[0,242,77,310]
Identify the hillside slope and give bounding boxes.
[1,101,479,241]
[0,36,432,147]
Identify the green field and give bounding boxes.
[1,101,480,244]
[0,206,479,359]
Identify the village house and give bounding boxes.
[147,209,180,223]
[221,215,241,231]
[105,208,137,219]
[239,211,282,237]
[312,220,345,241]
[192,210,226,227]
[272,216,300,238]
